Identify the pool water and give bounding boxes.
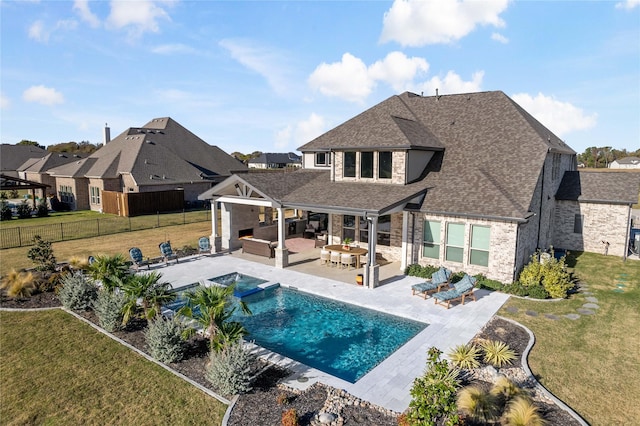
[209,272,267,297]
[231,287,427,383]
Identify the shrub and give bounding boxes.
[502,396,545,426]
[27,235,57,272]
[93,290,127,332]
[491,376,523,404]
[87,254,131,293]
[16,200,32,219]
[58,271,98,311]
[480,340,517,368]
[0,269,36,298]
[404,264,439,279]
[407,347,460,426]
[276,392,290,405]
[281,408,298,426]
[0,200,12,221]
[526,285,549,299]
[517,251,573,298]
[448,343,481,369]
[145,317,186,363]
[449,271,466,284]
[474,274,505,291]
[36,199,48,217]
[205,342,254,395]
[457,385,499,423]
[68,256,90,271]
[518,253,544,287]
[503,282,529,297]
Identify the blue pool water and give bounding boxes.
[209,272,267,297]
[231,287,427,383]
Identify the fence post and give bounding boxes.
[60,222,64,241]
[18,227,22,247]
[97,218,100,236]
[183,209,186,225]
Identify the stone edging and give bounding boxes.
[496,315,590,426]
[1,306,231,407]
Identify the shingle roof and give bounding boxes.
[0,144,47,172]
[48,118,246,184]
[613,156,640,165]
[248,152,301,165]
[19,152,87,173]
[556,171,640,204]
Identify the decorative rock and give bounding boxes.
[505,306,518,313]
[318,412,337,424]
[585,296,598,303]
[577,308,596,315]
[564,313,581,320]
[582,291,594,295]
[583,303,599,309]
[525,310,538,317]
[544,313,559,320]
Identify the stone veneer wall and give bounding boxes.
[410,213,519,284]
[553,200,630,257]
[220,203,261,250]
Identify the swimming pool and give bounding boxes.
[231,286,427,383]
[208,272,268,297]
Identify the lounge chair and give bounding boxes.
[159,241,179,265]
[198,236,211,257]
[129,247,149,270]
[411,267,452,299]
[433,274,477,309]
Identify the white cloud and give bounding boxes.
[22,85,65,105]
[106,0,174,39]
[308,53,375,103]
[219,38,294,96]
[73,0,101,28]
[380,0,510,46]
[512,93,597,137]
[28,19,77,43]
[368,51,429,92]
[275,113,327,148]
[0,93,10,109]
[491,32,509,44]
[151,43,199,55]
[616,0,640,10]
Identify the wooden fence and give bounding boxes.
[102,189,185,217]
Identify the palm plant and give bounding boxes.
[480,339,517,368]
[120,272,175,325]
[448,343,481,369]
[87,254,131,292]
[178,285,252,352]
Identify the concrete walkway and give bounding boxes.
[147,252,509,413]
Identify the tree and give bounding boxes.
[178,285,252,352]
[26,235,57,272]
[17,140,44,149]
[87,254,130,293]
[121,272,175,325]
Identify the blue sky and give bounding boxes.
[1,0,639,156]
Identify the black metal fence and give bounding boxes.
[0,209,211,249]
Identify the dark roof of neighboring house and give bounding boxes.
[556,171,640,205]
[299,91,575,220]
[613,156,640,165]
[0,144,47,172]
[48,118,246,184]
[19,152,87,173]
[248,152,301,165]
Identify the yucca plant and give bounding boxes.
[480,340,517,367]
[503,396,546,426]
[0,269,36,298]
[448,343,481,369]
[457,385,500,423]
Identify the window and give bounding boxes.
[423,220,441,259]
[470,225,490,267]
[344,152,356,177]
[90,186,101,205]
[552,153,561,181]
[343,215,356,242]
[573,214,583,234]
[445,223,465,263]
[315,152,331,166]
[361,152,373,178]
[358,216,368,244]
[379,151,392,179]
[59,185,73,203]
[376,215,391,246]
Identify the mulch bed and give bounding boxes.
[1,290,581,425]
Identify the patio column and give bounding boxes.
[400,211,409,272]
[275,207,289,268]
[364,216,380,289]
[210,200,221,253]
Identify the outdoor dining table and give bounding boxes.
[324,244,368,269]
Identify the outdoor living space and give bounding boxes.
[145,252,509,412]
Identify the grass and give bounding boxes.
[0,209,108,228]
[499,251,640,425]
[0,221,211,276]
[0,309,227,425]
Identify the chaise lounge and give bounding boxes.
[433,274,477,309]
[411,267,452,299]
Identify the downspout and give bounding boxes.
[624,204,632,261]
[330,149,335,182]
[513,224,521,282]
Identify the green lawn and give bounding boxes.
[499,251,640,425]
[0,310,227,425]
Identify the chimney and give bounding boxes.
[103,123,111,144]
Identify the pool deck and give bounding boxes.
[148,251,509,413]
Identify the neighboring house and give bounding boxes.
[248,152,302,169]
[610,156,640,169]
[0,144,47,178]
[18,152,87,197]
[199,91,640,288]
[46,118,246,214]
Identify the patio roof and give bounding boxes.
[198,170,428,216]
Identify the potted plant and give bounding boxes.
[342,237,353,250]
